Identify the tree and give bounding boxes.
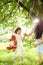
[0,0,43,24]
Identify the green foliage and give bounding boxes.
[0,0,43,23]
[0,0,43,65]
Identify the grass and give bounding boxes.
[0,42,42,65]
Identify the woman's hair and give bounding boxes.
[14,27,21,34]
[35,20,43,39]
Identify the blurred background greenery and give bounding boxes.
[0,0,43,65]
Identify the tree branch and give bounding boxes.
[16,0,43,18]
[17,1,36,17]
[34,0,43,14]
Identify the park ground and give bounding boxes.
[0,42,43,65]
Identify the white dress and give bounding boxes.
[35,39,43,53]
[15,34,23,52]
[13,33,23,57]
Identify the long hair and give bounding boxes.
[35,20,43,39]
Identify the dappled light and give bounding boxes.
[0,0,43,65]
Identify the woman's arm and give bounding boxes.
[22,32,33,42]
[34,39,43,47]
[38,39,43,45]
[25,32,33,36]
[25,28,35,36]
[34,34,43,47]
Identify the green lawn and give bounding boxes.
[0,42,42,65]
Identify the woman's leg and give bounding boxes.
[38,53,42,63]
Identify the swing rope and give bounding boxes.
[29,0,35,17]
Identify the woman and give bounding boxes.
[25,13,43,64]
